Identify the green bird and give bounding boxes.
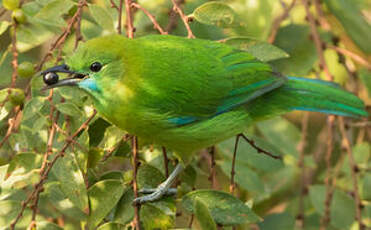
[41,34,368,204]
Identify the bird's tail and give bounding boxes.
[249,76,368,120]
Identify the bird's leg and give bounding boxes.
[133,164,184,204]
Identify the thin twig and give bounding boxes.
[124,0,134,38]
[36,0,87,72]
[132,136,141,230]
[328,45,371,70]
[170,0,195,38]
[230,135,239,194]
[117,0,123,34]
[320,115,335,230]
[338,118,365,230]
[101,134,132,162]
[131,3,167,34]
[302,0,334,81]
[162,147,169,178]
[10,110,97,230]
[296,112,309,229]
[268,0,296,43]
[240,134,282,160]
[208,146,217,189]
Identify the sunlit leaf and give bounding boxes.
[88,179,125,229]
[194,198,217,230]
[224,37,289,62]
[182,190,261,225]
[192,2,238,27]
[257,117,301,157]
[89,4,115,32]
[325,0,371,54]
[0,21,10,36]
[52,153,89,213]
[97,222,126,230]
[55,102,82,117]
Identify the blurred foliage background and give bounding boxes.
[0,0,370,229]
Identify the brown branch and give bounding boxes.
[302,0,334,81]
[208,146,217,189]
[320,115,335,230]
[117,0,123,34]
[296,112,309,229]
[131,3,167,35]
[0,7,7,17]
[268,0,296,43]
[124,0,134,38]
[240,134,282,160]
[131,136,141,230]
[0,19,19,148]
[328,45,371,70]
[230,135,239,194]
[109,0,119,9]
[36,0,87,72]
[313,0,331,30]
[0,115,16,148]
[101,134,132,162]
[170,0,195,38]
[338,117,365,230]
[162,147,169,178]
[10,110,97,230]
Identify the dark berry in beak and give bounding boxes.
[43,72,59,85]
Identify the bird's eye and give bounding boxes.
[90,62,102,72]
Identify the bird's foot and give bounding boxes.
[133,185,177,204]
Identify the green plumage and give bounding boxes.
[63,34,367,162]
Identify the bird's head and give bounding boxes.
[41,35,129,99]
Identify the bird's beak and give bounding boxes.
[41,64,87,90]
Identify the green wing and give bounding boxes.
[128,35,286,124]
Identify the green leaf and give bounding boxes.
[271,25,317,76]
[97,222,126,230]
[38,221,64,230]
[363,174,371,201]
[324,0,371,54]
[0,200,22,227]
[88,117,111,147]
[309,185,355,230]
[257,117,301,157]
[88,4,115,32]
[17,23,54,52]
[101,126,125,150]
[218,160,264,193]
[7,152,43,176]
[141,200,176,230]
[192,2,238,27]
[88,179,125,229]
[359,69,371,96]
[44,182,87,220]
[0,21,10,36]
[217,135,283,173]
[137,163,165,189]
[33,0,75,28]
[22,96,46,121]
[257,212,295,230]
[52,153,89,213]
[113,188,135,225]
[55,102,82,117]
[224,37,289,62]
[182,190,261,226]
[87,147,105,169]
[194,198,217,230]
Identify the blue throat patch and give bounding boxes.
[78,78,100,92]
